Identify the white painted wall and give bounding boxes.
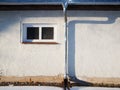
[0,10,120,78]
[68,11,120,78]
[0,11,65,76]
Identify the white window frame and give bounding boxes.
[21,23,58,44]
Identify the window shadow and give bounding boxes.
[68,12,118,86]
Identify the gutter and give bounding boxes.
[0,2,120,5]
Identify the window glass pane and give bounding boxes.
[42,27,54,39]
[27,27,39,39]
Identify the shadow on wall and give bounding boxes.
[68,11,119,86]
[0,11,63,33]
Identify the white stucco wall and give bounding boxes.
[0,11,65,76]
[68,11,120,78]
[0,10,120,78]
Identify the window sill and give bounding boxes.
[22,42,59,44]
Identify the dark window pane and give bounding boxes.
[27,27,39,39]
[42,27,54,39]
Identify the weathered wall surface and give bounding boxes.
[68,11,120,79]
[0,11,65,77]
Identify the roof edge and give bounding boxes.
[0,2,120,5]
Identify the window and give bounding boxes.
[22,24,57,44]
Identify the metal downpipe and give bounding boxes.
[62,1,70,90]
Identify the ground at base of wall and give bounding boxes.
[0,86,120,90]
[1,76,120,87]
[0,76,64,86]
[71,87,120,90]
[70,77,120,87]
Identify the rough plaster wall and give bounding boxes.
[68,11,120,78]
[0,11,65,76]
